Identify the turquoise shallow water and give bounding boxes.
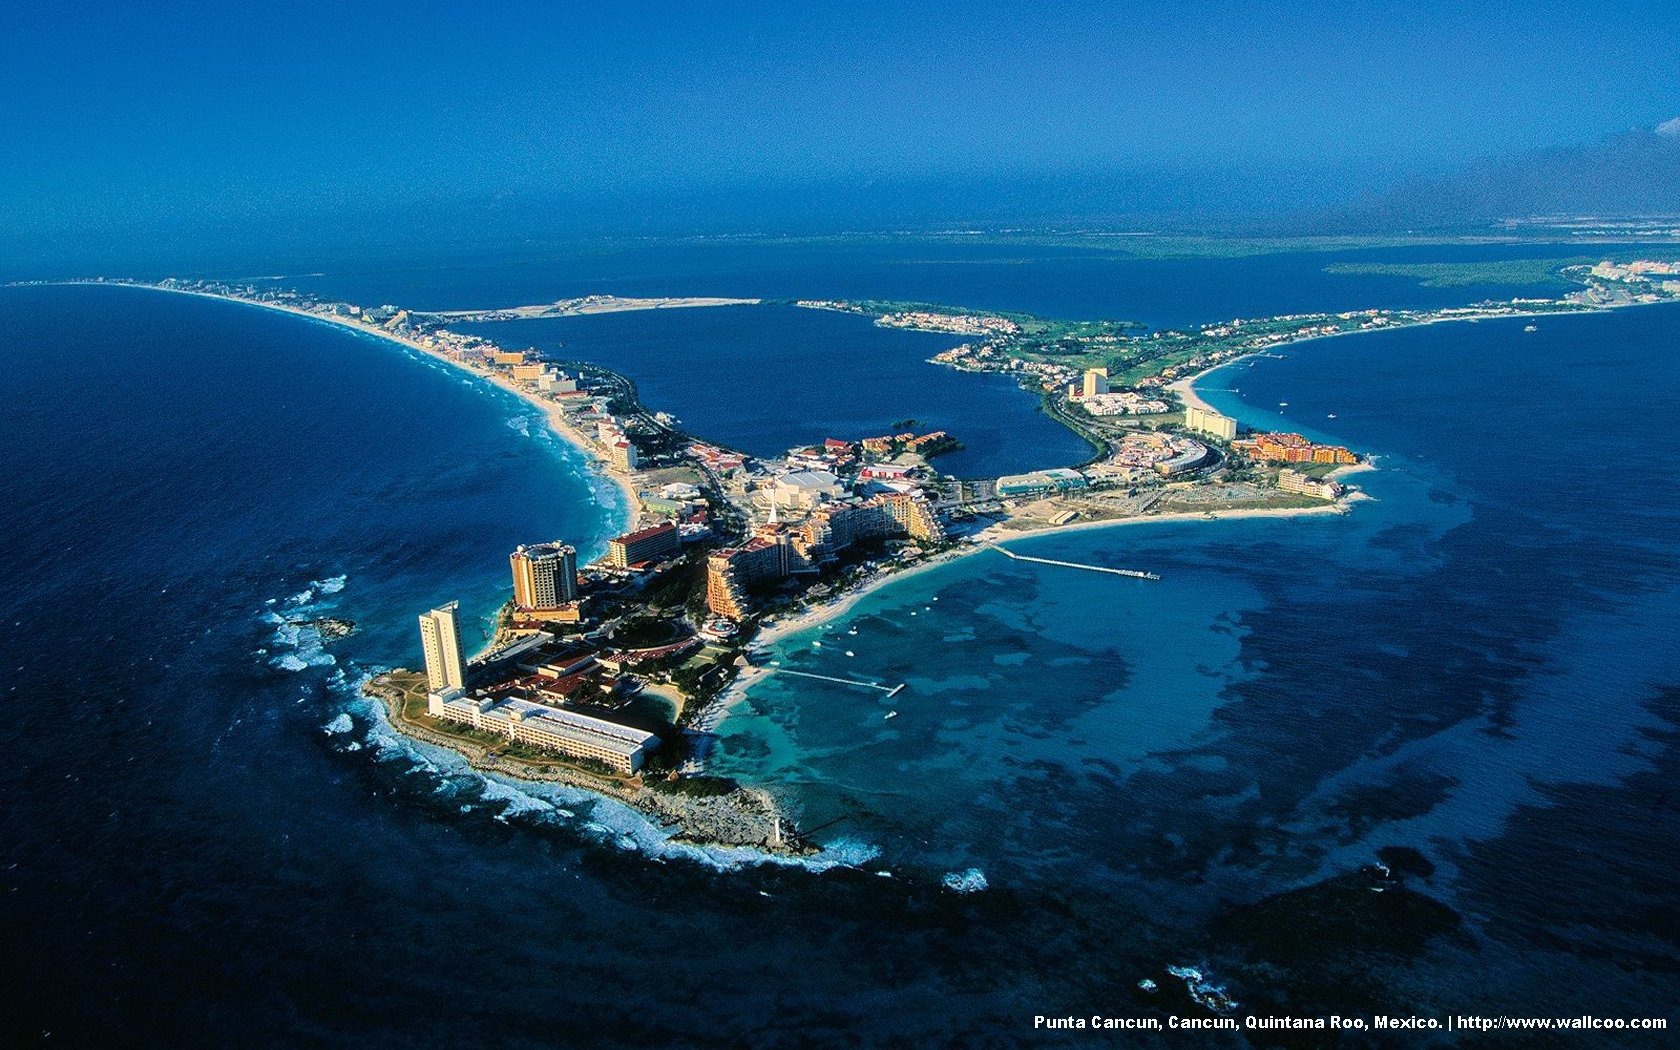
[717,303,1680,1022]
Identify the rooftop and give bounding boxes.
[612,521,678,545]
[777,469,842,489]
[439,694,657,758]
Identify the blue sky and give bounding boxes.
[2,0,1676,257]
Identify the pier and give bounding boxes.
[988,543,1161,580]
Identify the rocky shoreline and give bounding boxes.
[363,673,813,856]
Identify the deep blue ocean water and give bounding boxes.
[457,304,1092,477]
[3,270,1678,1046]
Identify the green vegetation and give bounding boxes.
[810,296,1140,335]
[694,230,1672,261]
[1323,258,1593,287]
[610,616,684,648]
[1291,462,1346,480]
[1327,248,1680,288]
[648,774,739,797]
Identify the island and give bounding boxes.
[32,255,1680,855]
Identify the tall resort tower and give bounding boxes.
[418,602,466,699]
[510,542,579,610]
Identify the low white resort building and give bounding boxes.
[428,692,659,774]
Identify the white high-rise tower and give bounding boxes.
[418,601,466,697]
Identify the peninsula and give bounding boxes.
[36,255,1680,856]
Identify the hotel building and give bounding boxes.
[1235,432,1359,465]
[510,542,579,609]
[995,468,1088,498]
[706,533,793,620]
[1277,469,1344,500]
[427,693,659,774]
[1081,367,1110,398]
[418,602,467,698]
[606,522,681,568]
[706,493,945,618]
[1184,405,1238,441]
[881,490,946,543]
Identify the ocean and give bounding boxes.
[2,250,1677,1046]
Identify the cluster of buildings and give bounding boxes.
[705,490,945,620]
[430,693,659,775]
[1066,366,1168,415]
[638,481,708,522]
[416,603,660,774]
[873,310,1020,336]
[1079,391,1172,416]
[593,415,639,472]
[929,349,1086,393]
[687,441,747,474]
[1107,433,1211,476]
[858,431,956,457]
[1590,259,1680,279]
[1585,259,1680,297]
[780,433,954,473]
[1234,432,1359,465]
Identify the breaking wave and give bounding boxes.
[335,674,883,875]
[942,868,989,893]
[259,575,348,672]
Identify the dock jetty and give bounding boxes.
[988,543,1161,580]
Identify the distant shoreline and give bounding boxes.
[1165,301,1633,415]
[65,281,645,533]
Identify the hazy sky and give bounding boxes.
[3,0,1676,256]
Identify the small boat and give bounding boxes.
[1327,413,1338,419]
[847,628,857,636]
[1524,324,1538,332]
[884,711,898,720]
[845,650,855,657]
[1278,401,1289,407]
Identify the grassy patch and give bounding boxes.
[1323,258,1593,287]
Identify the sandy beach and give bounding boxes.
[121,283,644,527]
[700,496,1366,738]
[754,499,1356,647]
[422,295,761,319]
[1165,302,1622,416]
